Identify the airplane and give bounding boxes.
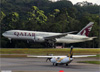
[27,47,96,66]
[2,22,96,47]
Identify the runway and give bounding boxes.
[0,57,100,72]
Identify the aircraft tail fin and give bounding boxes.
[77,22,94,36]
[68,46,73,58]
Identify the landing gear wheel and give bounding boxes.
[66,64,68,66]
[47,39,56,48]
[55,63,58,66]
[53,63,58,66]
[53,63,55,66]
[52,42,56,48]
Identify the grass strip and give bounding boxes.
[0,48,100,55]
[78,61,100,64]
[0,54,27,58]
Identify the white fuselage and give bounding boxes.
[2,30,92,43]
[51,57,73,64]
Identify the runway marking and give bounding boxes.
[59,70,64,72]
[1,70,12,72]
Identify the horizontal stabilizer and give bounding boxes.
[88,37,97,40]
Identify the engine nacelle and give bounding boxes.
[51,58,56,63]
[34,36,45,42]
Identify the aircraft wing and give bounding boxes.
[27,55,96,58]
[27,55,66,58]
[44,31,77,39]
[73,55,96,57]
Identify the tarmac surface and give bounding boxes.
[0,57,100,72]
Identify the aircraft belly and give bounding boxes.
[56,39,85,43]
[56,39,72,43]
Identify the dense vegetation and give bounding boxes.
[0,0,100,48]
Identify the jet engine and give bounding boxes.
[34,36,45,42]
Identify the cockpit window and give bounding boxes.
[5,32,7,33]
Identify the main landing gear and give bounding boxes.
[66,64,68,66]
[53,63,58,66]
[8,38,12,43]
[53,63,69,66]
[45,39,56,48]
[45,40,66,48]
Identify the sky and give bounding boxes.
[70,0,100,5]
[51,0,100,5]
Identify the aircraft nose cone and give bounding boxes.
[2,33,6,37]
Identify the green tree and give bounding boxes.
[2,12,19,30]
[26,6,47,31]
[0,11,6,22]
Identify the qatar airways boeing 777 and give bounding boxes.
[2,22,96,47]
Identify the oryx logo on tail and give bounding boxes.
[77,22,94,36]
